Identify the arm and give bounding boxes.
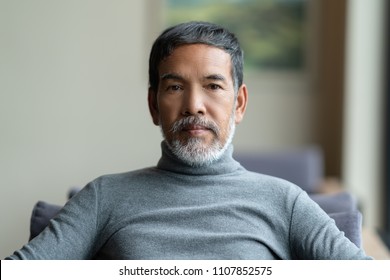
[289,191,372,260]
[6,181,101,259]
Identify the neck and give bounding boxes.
[157,141,242,176]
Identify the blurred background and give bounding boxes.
[0,0,388,258]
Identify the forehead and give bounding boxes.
[159,44,233,80]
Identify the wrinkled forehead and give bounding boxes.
[158,44,234,82]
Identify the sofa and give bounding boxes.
[29,146,363,249]
[234,145,363,247]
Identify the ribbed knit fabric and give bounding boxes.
[7,142,371,259]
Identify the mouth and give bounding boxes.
[183,124,209,131]
[182,125,211,136]
[169,116,219,139]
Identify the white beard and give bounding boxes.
[161,114,236,167]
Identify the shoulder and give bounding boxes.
[93,167,157,184]
[83,167,160,195]
[231,169,306,212]
[240,169,304,196]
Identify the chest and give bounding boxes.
[97,201,289,259]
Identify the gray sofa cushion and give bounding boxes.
[235,146,324,193]
[29,201,61,241]
[309,192,362,248]
[329,210,363,248]
[309,191,357,214]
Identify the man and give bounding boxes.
[7,21,371,259]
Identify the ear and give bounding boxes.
[148,87,160,126]
[234,84,248,124]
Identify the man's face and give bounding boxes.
[148,44,247,166]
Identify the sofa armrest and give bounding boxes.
[329,210,363,248]
[29,201,61,241]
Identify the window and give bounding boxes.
[165,0,307,72]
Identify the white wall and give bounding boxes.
[0,0,163,258]
[0,0,317,258]
[235,71,317,152]
[343,0,386,228]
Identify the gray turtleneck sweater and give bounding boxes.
[7,143,371,259]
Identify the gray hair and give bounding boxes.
[148,21,244,93]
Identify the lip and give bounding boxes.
[182,125,210,136]
[183,125,208,130]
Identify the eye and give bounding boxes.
[166,84,183,92]
[208,83,223,91]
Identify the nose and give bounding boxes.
[181,86,206,116]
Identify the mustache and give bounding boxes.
[170,116,220,136]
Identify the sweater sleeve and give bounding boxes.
[289,191,372,260]
[6,181,100,260]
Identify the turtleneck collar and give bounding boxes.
[157,141,243,176]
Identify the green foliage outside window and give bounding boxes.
[166,0,306,71]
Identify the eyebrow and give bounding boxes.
[160,73,184,81]
[204,74,226,83]
[160,73,227,83]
